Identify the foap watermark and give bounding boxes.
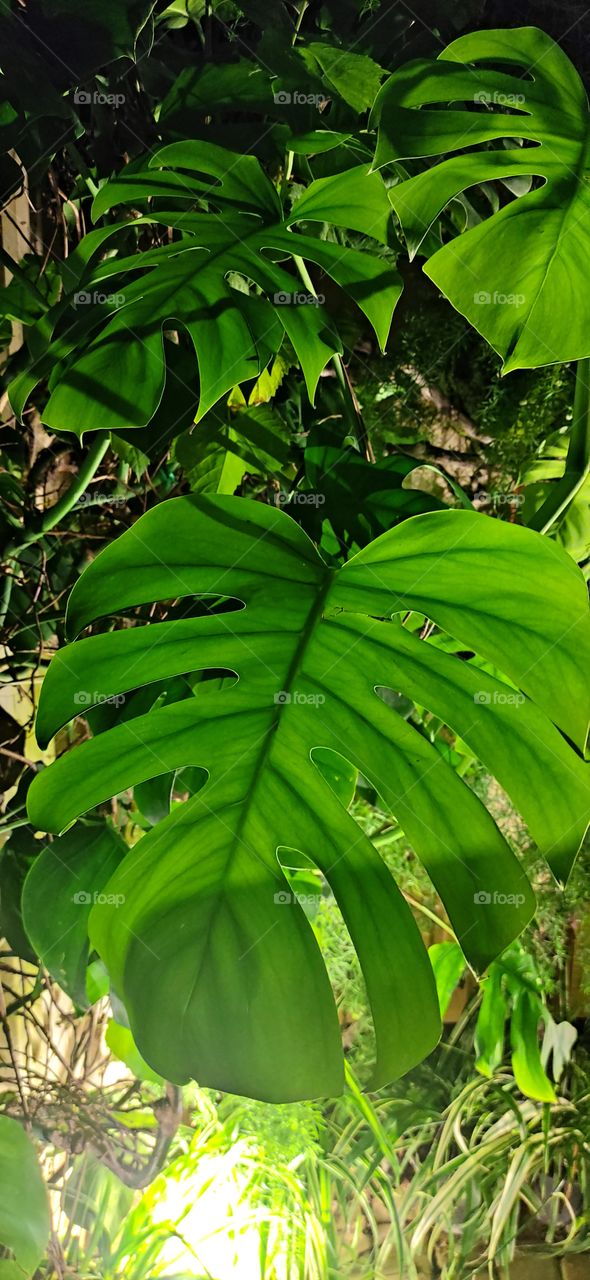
[277,491,325,507]
[473,490,524,509]
[274,690,325,707]
[474,290,525,307]
[75,492,130,508]
[73,290,126,308]
[474,690,525,706]
[74,690,126,708]
[74,89,126,107]
[474,90,525,107]
[473,890,526,907]
[274,891,326,906]
[273,291,324,307]
[73,890,125,906]
[273,90,329,109]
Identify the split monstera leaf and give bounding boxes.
[372,26,590,370]
[9,24,590,439]
[9,143,400,434]
[28,498,590,1101]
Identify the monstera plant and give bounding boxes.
[372,26,590,371]
[9,22,590,1103]
[9,144,399,434]
[28,497,590,1100]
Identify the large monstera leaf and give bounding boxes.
[10,143,400,434]
[372,26,590,371]
[28,498,590,1101]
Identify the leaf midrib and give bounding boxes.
[178,563,335,1029]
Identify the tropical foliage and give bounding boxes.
[1,1,589,1275]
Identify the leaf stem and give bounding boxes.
[0,432,110,628]
[403,893,456,939]
[292,254,373,458]
[292,1,309,43]
[528,358,590,535]
[36,432,111,537]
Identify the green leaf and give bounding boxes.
[0,1115,50,1276]
[520,360,590,564]
[286,130,353,154]
[113,340,199,461]
[27,499,589,1100]
[22,821,126,1004]
[523,450,590,566]
[0,828,39,963]
[159,60,274,139]
[176,403,294,494]
[428,941,465,1017]
[304,423,444,543]
[288,164,392,244]
[304,44,385,114]
[105,1020,164,1084]
[86,958,110,1004]
[475,943,558,1100]
[245,350,295,405]
[110,434,150,479]
[0,1261,30,1279]
[0,254,61,325]
[11,142,401,434]
[510,988,556,1103]
[176,420,249,495]
[226,405,293,473]
[372,27,590,371]
[475,964,507,1077]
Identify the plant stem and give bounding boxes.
[292,254,373,458]
[279,5,309,196]
[331,352,375,461]
[37,432,110,536]
[528,358,590,534]
[0,432,110,628]
[292,1,309,43]
[403,893,456,938]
